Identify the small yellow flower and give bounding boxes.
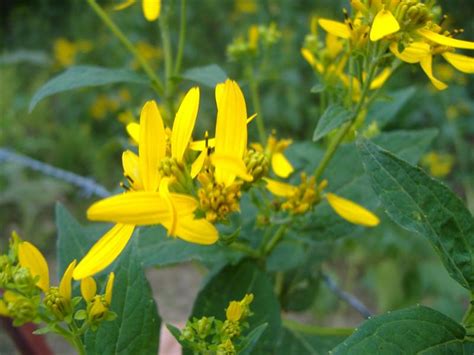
[226,301,243,322]
[115,0,161,21]
[421,152,454,178]
[252,134,294,178]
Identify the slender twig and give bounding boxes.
[246,65,267,145]
[0,148,110,198]
[322,273,372,319]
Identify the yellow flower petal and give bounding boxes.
[370,67,392,89]
[318,19,350,39]
[80,277,97,302]
[59,260,77,300]
[214,80,248,185]
[370,9,400,41]
[114,0,136,11]
[326,193,380,227]
[122,150,143,190]
[420,55,448,90]
[191,150,207,178]
[226,301,243,321]
[442,52,474,74]
[139,100,166,192]
[126,122,140,145]
[212,154,253,184]
[189,137,216,151]
[142,0,161,21]
[272,153,294,178]
[171,87,200,162]
[215,82,225,107]
[418,28,474,50]
[389,42,431,64]
[159,178,178,236]
[87,191,196,225]
[18,241,50,292]
[105,272,115,304]
[264,178,297,197]
[165,216,218,245]
[73,224,134,280]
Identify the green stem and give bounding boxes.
[283,318,354,336]
[262,225,287,256]
[159,6,176,122]
[246,64,267,145]
[72,335,86,355]
[228,241,260,258]
[174,0,187,76]
[462,292,474,338]
[86,0,164,95]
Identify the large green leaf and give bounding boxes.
[190,260,281,354]
[332,305,465,354]
[357,138,474,290]
[313,104,352,142]
[138,226,243,267]
[85,238,161,354]
[29,65,148,112]
[181,64,227,88]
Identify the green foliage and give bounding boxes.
[358,138,474,290]
[313,104,352,142]
[84,238,161,354]
[332,305,466,354]
[181,64,227,88]
[29,65,148,112]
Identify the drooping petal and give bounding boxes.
[59,260,77,300]
[172,87,200,162]
[18,241,50,292]
[142,0,161,21]
[80,277,97,302]
[318,19,350,39]
[165,216,218,245]
[326,193,380,227]
[389,42,431,63]
[139,101,166,192]
[301,48,324,73]
[159,178,178,236]
[212,154,253,184]
[420,55,448,90]
[126,122,140,144]
[272,153,294,178]
[264,178,297,198]
[370,67,392,89]
[191,150,207,178]
[73,224,135,280]
[442,52,474,73]
[214,80,248,185]
[370,10,400,41]
[417,28,474,50]
[105,272,115,304]
[122,150,143,190]
[114,0,136,11]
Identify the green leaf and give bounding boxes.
[276,324,349,355]
[266,240,306,272]
[240,323,268,355]
[190,260,281,354]
[181,64,227,88]
[331,305,465,354]
[138,226,242,268]
[310,83,326,94]
[357,138,474,290]
[313,104,352,142]
[85,238,161,354]
[29,65,148,112]
[55,203,107,276]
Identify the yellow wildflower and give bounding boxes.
[252,133,294,178]
[115,0,161,21]
[226,301,243,322]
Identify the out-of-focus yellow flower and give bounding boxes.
[53,38,92,67]
[115,0,161,21]
[89,94,120,120]
[421,152,454,178]
[226,301,243,322]
[234,0,257,14]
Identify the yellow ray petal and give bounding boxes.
[370,67,392,89]
[80,277,97,302]
[105,272,115,304]
[114,0,136,11]
[126,122,140,145]
[390,42,430,64]
[172,87,200,162]
[139,101,166,191]
[122,150,143,190]
[212,154,253,185]
[159,178,178,236]
[326,193,380,227]
[18,241,50,292]
[420,55,448,90]
[142,0,161,21]
[191,150,207,178]
[59,260,77,300]
[189,137,216,151]
[318,19,350,39]
[442,52,474,73]
[264,178,297,197]
[73,224,135,280]
[370,9,400,41]
[272,153,294,178]
[166,216,219,245]
[417,28,474,50]
[215,82,225,108]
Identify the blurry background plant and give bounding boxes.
[0,0,473,352]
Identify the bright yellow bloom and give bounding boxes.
[252,134,294,178]
[326,193,380,227]
[18,241,50,292]
[115,0,161,21]
[226,301,243,322]
[370,9,400,42]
